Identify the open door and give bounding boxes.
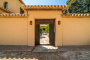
[49,24,55,45]
[35,24,40,45]
[35,19,55,45]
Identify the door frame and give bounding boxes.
[35,19,55,45]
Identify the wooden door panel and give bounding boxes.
[35,24,40,45]
[49,24,55,45]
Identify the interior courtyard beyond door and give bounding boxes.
[35,19,55,45]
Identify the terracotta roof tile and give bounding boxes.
[19,0,25,5]
[0,13,28,18]
[62,13,90,18]
[0,6,12,13]
[22,5,68,12]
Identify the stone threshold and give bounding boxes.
[0,45,90,52]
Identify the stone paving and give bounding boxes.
[0,50,90,60]
[40,34,49,44]
[0,45,90,60]
[32,45,59,52]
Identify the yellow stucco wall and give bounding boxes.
[0,18,28,45]
[63,18,90,46]
[16,0,22,13]
[0,11,90,46]
[41,26,46,28]
[27,11,63,46]
[0,0,22,13]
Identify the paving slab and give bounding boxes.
[32,45,59,52]
[40,34,49,44]
[0,45,34,51]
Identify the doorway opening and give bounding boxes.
[35,19,55,45]
[40,24,50,44]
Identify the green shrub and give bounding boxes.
[40,26,43,33]
[45,24,49,33]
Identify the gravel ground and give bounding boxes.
[0,45,90,60]
[0,51,90,60]
[0,45,34,51]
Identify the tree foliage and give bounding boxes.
[65,0,90,13]
[40,26,43,33]
[45,24,49,33]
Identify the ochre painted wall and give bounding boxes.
[16,0,22,13]
[0,12,90,46]
[0,0,16,13]
[41,26,46,28]
[0,18,28,45]
[62,18,90,45]
[27,11,63,46]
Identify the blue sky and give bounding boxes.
[23,0,67,5]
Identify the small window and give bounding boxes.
[20,7,24,14]
[4,2,8,9]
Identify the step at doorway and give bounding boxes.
[32,45,59,52]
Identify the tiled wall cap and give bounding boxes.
[22,5,68,8]
[62,13,90,17]
[81,14,83,16]
[75,14,77,16]
[19,14,21,16]
[22,14,25,16]
[0,14,3,16]
[10,14,13,16]
[4,14,6,16]
[22,5,68,12]
[13,14,16,16]
[87,14,90,16]
[78,14,80,16]
[0,13,28,17]
[7,14,9,16]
